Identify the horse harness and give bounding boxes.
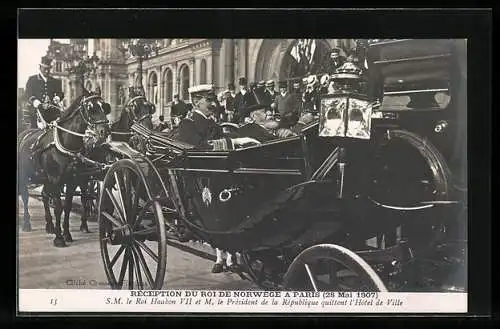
[111,96,155,138]
[29,95,110,175]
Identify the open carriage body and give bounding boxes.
[97,39,467,292]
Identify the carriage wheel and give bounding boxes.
[241,252,283,290]
[366,129,453,251]
[98,159,167,290]
[283,244,388,292]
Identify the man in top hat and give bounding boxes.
[271,81,300,129]
[290,80,304,116]
[23,56,65,129]
[234,77,257,124]
[253,80,266,104]
[262,80,278,106]
[323,48,346,75]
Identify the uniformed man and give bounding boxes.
[23,56,64,129]
[272,81,300,128]
[234,77,257,124]
[174,86,259,150]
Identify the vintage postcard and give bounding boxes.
[17,19,468,314]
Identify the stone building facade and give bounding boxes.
[46,38,356,124]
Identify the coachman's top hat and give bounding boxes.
[239,77,248,86]
[40,56,52,68]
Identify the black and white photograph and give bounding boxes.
[17,34,469,313]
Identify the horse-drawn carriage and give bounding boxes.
[94,39,466,292]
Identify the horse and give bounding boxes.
[18,91,111,247]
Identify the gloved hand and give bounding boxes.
[33,99,41,109]
[232,137,261,146]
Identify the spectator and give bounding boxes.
[234,77,257,124]
[171,94,190,127]
[272,81,300,128]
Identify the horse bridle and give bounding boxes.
[52,94,109,140]
[125,95,154,124]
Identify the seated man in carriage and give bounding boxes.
[23,56,65,130]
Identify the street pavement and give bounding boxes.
[17,193,258,291]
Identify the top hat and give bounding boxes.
[265,80,275,87]
[278,81,287,89]
[40,56,53,68]
[239,77,248,86]
[240,103,269,119]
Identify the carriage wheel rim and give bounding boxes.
[99,159,167,290]
[283,244,388,292]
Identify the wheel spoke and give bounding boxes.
[118,248,129,289]
[131,247,144,289]
[304,263,319,292]
[131,179,142,228]
[101,211,124,229]
[135,239,159,263]
[114,172,128,221]
[128,247,134,290]
[132,244,155,288]
[110,245,126,268]
[134,200,152,230]
[105,188,126,224]
[123,169,133,222]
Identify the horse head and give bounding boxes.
[57,91,111,151]
[123,95,155,130]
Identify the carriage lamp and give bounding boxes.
[319,62,373,140]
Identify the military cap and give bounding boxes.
[189,84,216,102]
[239,77,248,86]
[40,56,52,68]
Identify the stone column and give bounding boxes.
[158,66,163,115]
[224,39,234,88]
[189,58,195,87]
[173,62,179,95]
[207,55,213,85]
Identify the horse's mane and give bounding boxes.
[59,94,87,121]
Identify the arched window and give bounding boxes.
[149,72,158,104]
[199,59,207,84]
[85,81,92,92]
[180,65,190,101]
[163,68,173,104]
